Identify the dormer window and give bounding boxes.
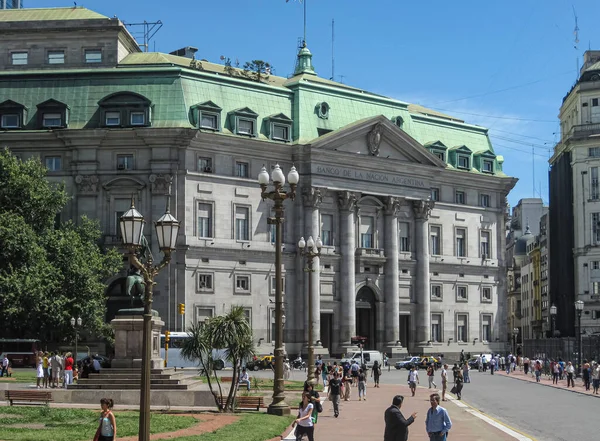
[37,99,69,129]
[425,141,448,163]
[190,101,221,131]
[474,150,496,175]
[0,100,27,129]
[457,155,470,169]
[229,107,258,137]
[265,113,293,142]
[482,160,494,173]
[98,92,152,128]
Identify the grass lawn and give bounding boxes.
[197,376,323,392]
[169,413,295,441]
[0,407,196,441]
[0,369,37,383]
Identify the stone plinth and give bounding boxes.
[111,310,164,370]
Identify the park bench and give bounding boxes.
[5,390,53,406]
[217,395,263,411]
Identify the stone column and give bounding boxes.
[384,197,401,346]
[412,200,434,345]
[302,187,326,347]
[338,191,358,345]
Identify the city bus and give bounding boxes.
[0,339,40,368]
[160,332,229,370]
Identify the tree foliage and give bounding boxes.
[0,148,121,344]
[242,60,272,83]
[180,306,255,412]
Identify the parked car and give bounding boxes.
[245,355,274,371]
[341,350,383,369]
[76,354,111,371]
[419,356,441,369]
[395,356,420,370]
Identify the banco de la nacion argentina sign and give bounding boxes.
[312,164,426,189]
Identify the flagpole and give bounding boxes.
[303,0,307,45]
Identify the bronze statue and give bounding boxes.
[124,235,153,305]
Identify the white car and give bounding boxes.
[395,356,420,370]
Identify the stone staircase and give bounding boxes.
[68,368,202,390]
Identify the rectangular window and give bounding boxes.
[482,160,493,173]
[236,161,249,178]
[435,152,445,162]
[238,119,254,135]
[455,228,466,257]
[269,309,276,342]
[42,113,62,127]
[457,155,469,169]
[196,308,213,326]
[431,284,442,300]
[200,113,218,130]
[456,314,468,342]
[85,49,102,63]
[105,111,121,126]
[269,276,286,296]
[243,308,252,327]
[455,191,465,205]
[431,188,440,202]
[196,273,213,292]
[592,282,600,296]
[360,216,374,248]
[272,124,289,141]
[235,206,250,241]
[594,98,599,107]
[197,203,213,238]
[48,51,65,64]
[593,213,600,244]
[430,225,441,255]
[593,261,600,270]
[589,147,600,158]
[399,222,410,252]
[480,194,490,208]
[130,112,145,126]
[117,154,134,170]
[431,314,442,343]
[592,167,600,200]
[482,287,492,302]
[480,231,490,258]
[45,156,61,171]
[235,275,250,293]
[321,214,333,246]
[198,157,213,173]
[11,52,27,65]
[481,314,492,342]
[1,114,19,128]
[457,286,468,301]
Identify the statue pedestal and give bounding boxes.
[111,309,164,370]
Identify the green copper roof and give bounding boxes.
[0,7,108,22]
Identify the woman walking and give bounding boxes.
[371,360,381,388]
[94,398,116,441]
[427,365,437,389]
[293,392,315,441]
[35,352,44,389]
[63,352,74,387]
[357,368,367,401]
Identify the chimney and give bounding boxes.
[169,46,199,59]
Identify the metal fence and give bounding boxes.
[523,336,600,364]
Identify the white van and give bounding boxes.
[341,350,383,368]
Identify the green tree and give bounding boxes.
[180,306,255,412]
[242,60,272,83]
[0,148,121,344]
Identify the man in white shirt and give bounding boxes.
[1,355,8,377]
[239,367,250,391]
[441,364,448,401]
[408,366,419,397]
[566,361,576,387]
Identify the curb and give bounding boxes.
[495,372,600,399]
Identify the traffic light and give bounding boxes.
[178,303,185,315]
[164,330,170,343]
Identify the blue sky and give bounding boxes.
[28,0,600,207]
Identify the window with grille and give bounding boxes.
[360,216,374,248]
[430,225,441,255]
[481,314,492,342]
[593,213,600,244]
[455,228,466,257]
[431,285,442,300]
[480,231,490,258]
[236,206,250,241]
[592,167,600,200]
[431,314,442,342]
[589,147,600,158]
[197,203,213,238]
[456,314,468,342]
[482,287,492,302]
[457,286,468,301]
[235,275,250,293]
[321,214,333,246]
[197,274,213,292]
[399,222,410,252]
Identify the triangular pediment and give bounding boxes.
[310,115,446,168]
[0,99,26,110]
[37,98,69,109]
[267,113,292,122]
[191,100,222,111]
[475,149,496,159]
[450,144,472,154]
[230,107,258,117]
[424,140,448,150]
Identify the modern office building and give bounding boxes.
[550,50,600,338]
[0,7,517,357]
[1,0,23,9]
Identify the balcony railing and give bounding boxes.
[572,123,600,140]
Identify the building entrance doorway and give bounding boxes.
[399,315,410,350]
[320,313,333,350]
[356,287,376,349]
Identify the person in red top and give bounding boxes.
[64,352,74,387]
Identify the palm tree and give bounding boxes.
[180,306,255,412]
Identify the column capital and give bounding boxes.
[384,196,403,216]
[412,200,434,220]
[302,187,327,208]
[337,191,359,212]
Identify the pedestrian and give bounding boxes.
[499,355,505,371]
[460,350,465,364]
[358,368,367,401]
[523,356,530,376]
[384,395,417,441]
[440,364,448,402]
[591,362,600,395]
[582,361,591,391]
[425,393,452,441]
[462,362,470,383]
[489,356,496,375]
[408,366,419,397]
[321,363,329,386]
[1,355,8,377]
[453,370,463,400]
[351,360,359,387]
[427,365,437,389]
[372,360,382,388]
[238,367,250,391]
[476,354,482,372]
[566,361,575,387]
[284,359,291,380]
[63,352,74,387]
[50,352,60,388]
[304,381,321,425]
[328,371,341,418]
[342,369,352,401]
[94,397,116,441]
[42,352,50,388]
[35,351,44,389]
[558,359,565,380]
[293,392,315,441]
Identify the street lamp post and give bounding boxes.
[258,164,298,416]
[298,235,322,383]
[120,197,179,441]
[575,300,584,376]
[70,317,82,367]
[550,304,557,338]
[512,327,519,355]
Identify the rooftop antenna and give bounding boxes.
[331,19,335,80]
[573,5,580,76]
[287,0,307,46]
[123,20,163,53]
